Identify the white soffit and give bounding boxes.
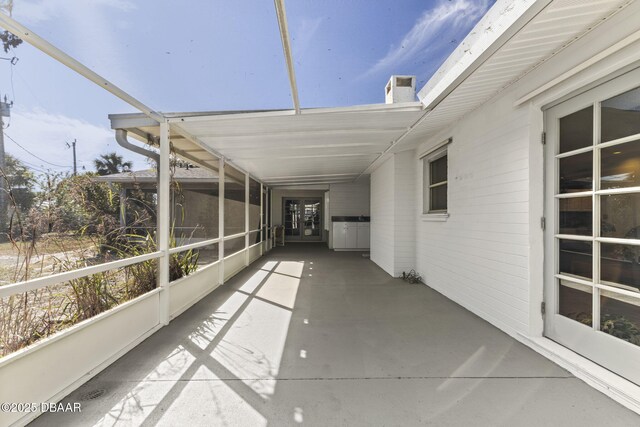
[110,103,423,185]
[399,0,633,149]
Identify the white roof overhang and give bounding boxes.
[110,102,424,186]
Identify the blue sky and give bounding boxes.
[0,0,493,173]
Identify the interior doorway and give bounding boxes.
[283,198,322,241]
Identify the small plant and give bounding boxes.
[401,269,422,284]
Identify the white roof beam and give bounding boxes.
[235,152,379,161]
[194,127,408,139]
[273,0,301,114]
[269,180,351,187]
[264,173,358,180]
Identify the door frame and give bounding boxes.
[282,197,323,242]
[543,66,640,385]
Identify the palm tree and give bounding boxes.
[94,153,133,176]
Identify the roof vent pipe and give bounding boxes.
[385,75,416,104]
[115,129,160,165]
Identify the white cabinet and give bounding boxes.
[345,224,358,248]
[357,223,370,249]
[332,222,370,250]
[333,222,347,248]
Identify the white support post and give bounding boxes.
[245,172,250,266]
[218,158,225,285]
[158,121,171,325]
[260,183,264,255]
[119,186,127,228]
[269,188,274,250]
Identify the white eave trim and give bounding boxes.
[417,0,553,109]
[515,27,640,106]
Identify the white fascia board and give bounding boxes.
[417,0,552,108]
[108,113,160,130]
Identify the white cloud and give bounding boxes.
[364,0,490,78]
[5,108,149,174]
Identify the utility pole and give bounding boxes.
[72,139,77,176]
[0,94,11,238]
[66,139,77,175]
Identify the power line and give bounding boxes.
[4,132,70,168]
[8,156,49,174]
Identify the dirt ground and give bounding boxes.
[0,234,98,285]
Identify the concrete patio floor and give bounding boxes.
[32,243,639,426]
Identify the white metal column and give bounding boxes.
[270,188,274,249]
[218,157,225,285]
[260,183,264,255]
[158,121,171,325]
[245,173,250,266]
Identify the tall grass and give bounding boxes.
[0,163,201,357]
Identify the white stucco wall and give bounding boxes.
[371,157,395,275]
[371,152,416,277]
[329,180,371,217]
[394,151,416,275]
[415,94,532,335]
[370,1,640,340]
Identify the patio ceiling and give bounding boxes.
[109,102,424,186]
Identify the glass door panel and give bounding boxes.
[558,280,593,326]
[558,239,593,280]
[284,199,301,238]
[559,151,593,193]
[600,290,640,347]
[559,197,592,235]
[601,243,640,292]
[600,139,640,189]
[303,200,321,240]
[601,193,640,239]
[601,86,640,142]
[559,106,593,153]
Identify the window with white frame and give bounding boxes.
[422,143,449,214]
